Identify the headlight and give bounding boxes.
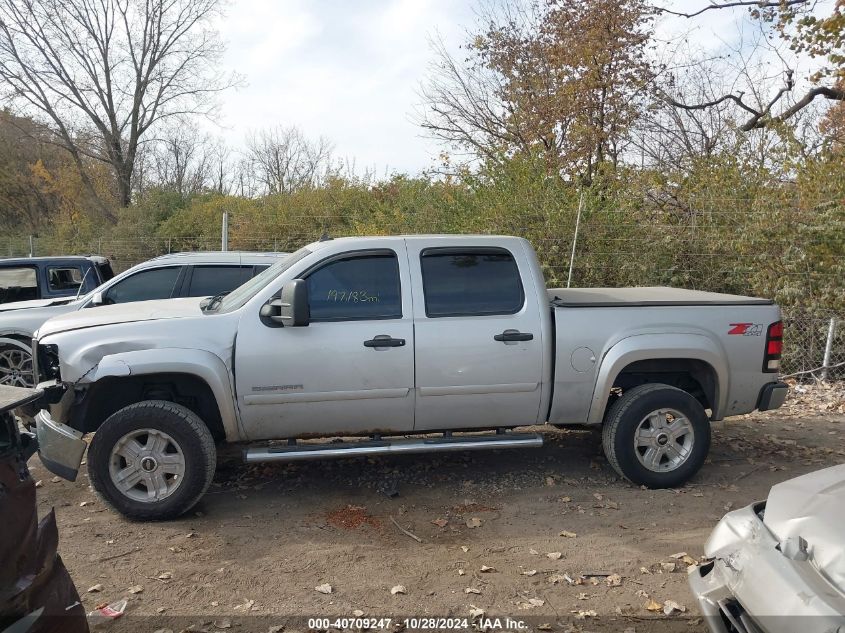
[35,342,61,382]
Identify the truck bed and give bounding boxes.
[548,286,774,308]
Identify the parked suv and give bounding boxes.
[0,255,113,306]
[0,252,287,388]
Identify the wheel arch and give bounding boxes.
[72,349,240,441]
[588,333,728,425]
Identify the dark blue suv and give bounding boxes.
[0,256,114,305]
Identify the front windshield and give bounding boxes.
[215,247,311,313]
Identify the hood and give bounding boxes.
[0,297,76,312]
[763,464,845,594]
[37,297,206,338]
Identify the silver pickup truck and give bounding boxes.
[31,235,787,520]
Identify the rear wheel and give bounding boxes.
[88,400,216,520]
[602,383,710,488]
[0,338,34,388]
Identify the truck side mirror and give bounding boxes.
[89,291,104,307]
[260,279,310,327]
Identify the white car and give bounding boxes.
[689,463,845,633]
[0,252,287,388]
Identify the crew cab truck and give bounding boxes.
[31,236,788,520]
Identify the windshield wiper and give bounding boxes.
[201,291,230,312]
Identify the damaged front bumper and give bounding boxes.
[34,409,86,482]
[688,503,845,633]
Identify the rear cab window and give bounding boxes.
[419,247,524,317]
[0,266,38,303]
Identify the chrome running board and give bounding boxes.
[243,432,543,464]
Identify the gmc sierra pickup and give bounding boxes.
[31,235,787,520]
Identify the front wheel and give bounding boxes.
[602,383,710,488]
[88,400,216,520]
[0,338,34,388]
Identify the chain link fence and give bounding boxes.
[782,312,844,381]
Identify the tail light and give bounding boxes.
[763,321,783,372]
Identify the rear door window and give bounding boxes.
[0,267,38,303]
[47,266,84,293]
[420,248,524,317]
[186,266,252,297]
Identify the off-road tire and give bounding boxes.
[88,400,216,521]
[602,383,710,488]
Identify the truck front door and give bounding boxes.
[407,239,546,430]
[235,244,416,440]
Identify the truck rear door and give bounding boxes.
[406,238,545,430]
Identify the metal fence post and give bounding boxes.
[821,317,837,381]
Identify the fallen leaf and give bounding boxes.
[51,476,61,483]
[559,530,577,538]
[547,574,567,584]
[669,552,688,559]
[314,583,332,594]
[639,566,651,575]
[79,501,91,507]
[480,565,495,573]
[157,572,172,580]
[605,574,622,587]
[573,610,597,619]
[127,585,143,594]
[521,569,537,577]
[461,546,469,553]
[559,496,571,503]
[646,599,662,612]
[234,599,255,611]
[464,587,481,595]
[431,518,448,528]
[457,569,466,576]
[528,598,545,607]
[156,607,166,614]
[529,548,539,555]
[537,625,552,631]
[466,517,482,528]
[546,552,563,560]
[352,610,364,617]
[390,585,406,595]
[577,592,589,600]
[87,584,103,593]
[468,606,485,619]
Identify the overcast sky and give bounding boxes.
[211,0,801,176]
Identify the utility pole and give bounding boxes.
[567,192,585,288]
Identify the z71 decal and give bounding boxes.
[728,323,763,336]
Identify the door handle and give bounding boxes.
[494,329,534,342]
[364,335,406,348]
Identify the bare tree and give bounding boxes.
[245,126,333,195]
[0,0,238,210]
[656,0,844,130]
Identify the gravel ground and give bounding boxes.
[29,395,844,633]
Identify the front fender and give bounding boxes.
[587,333,728,424]
[86,348,242,442]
